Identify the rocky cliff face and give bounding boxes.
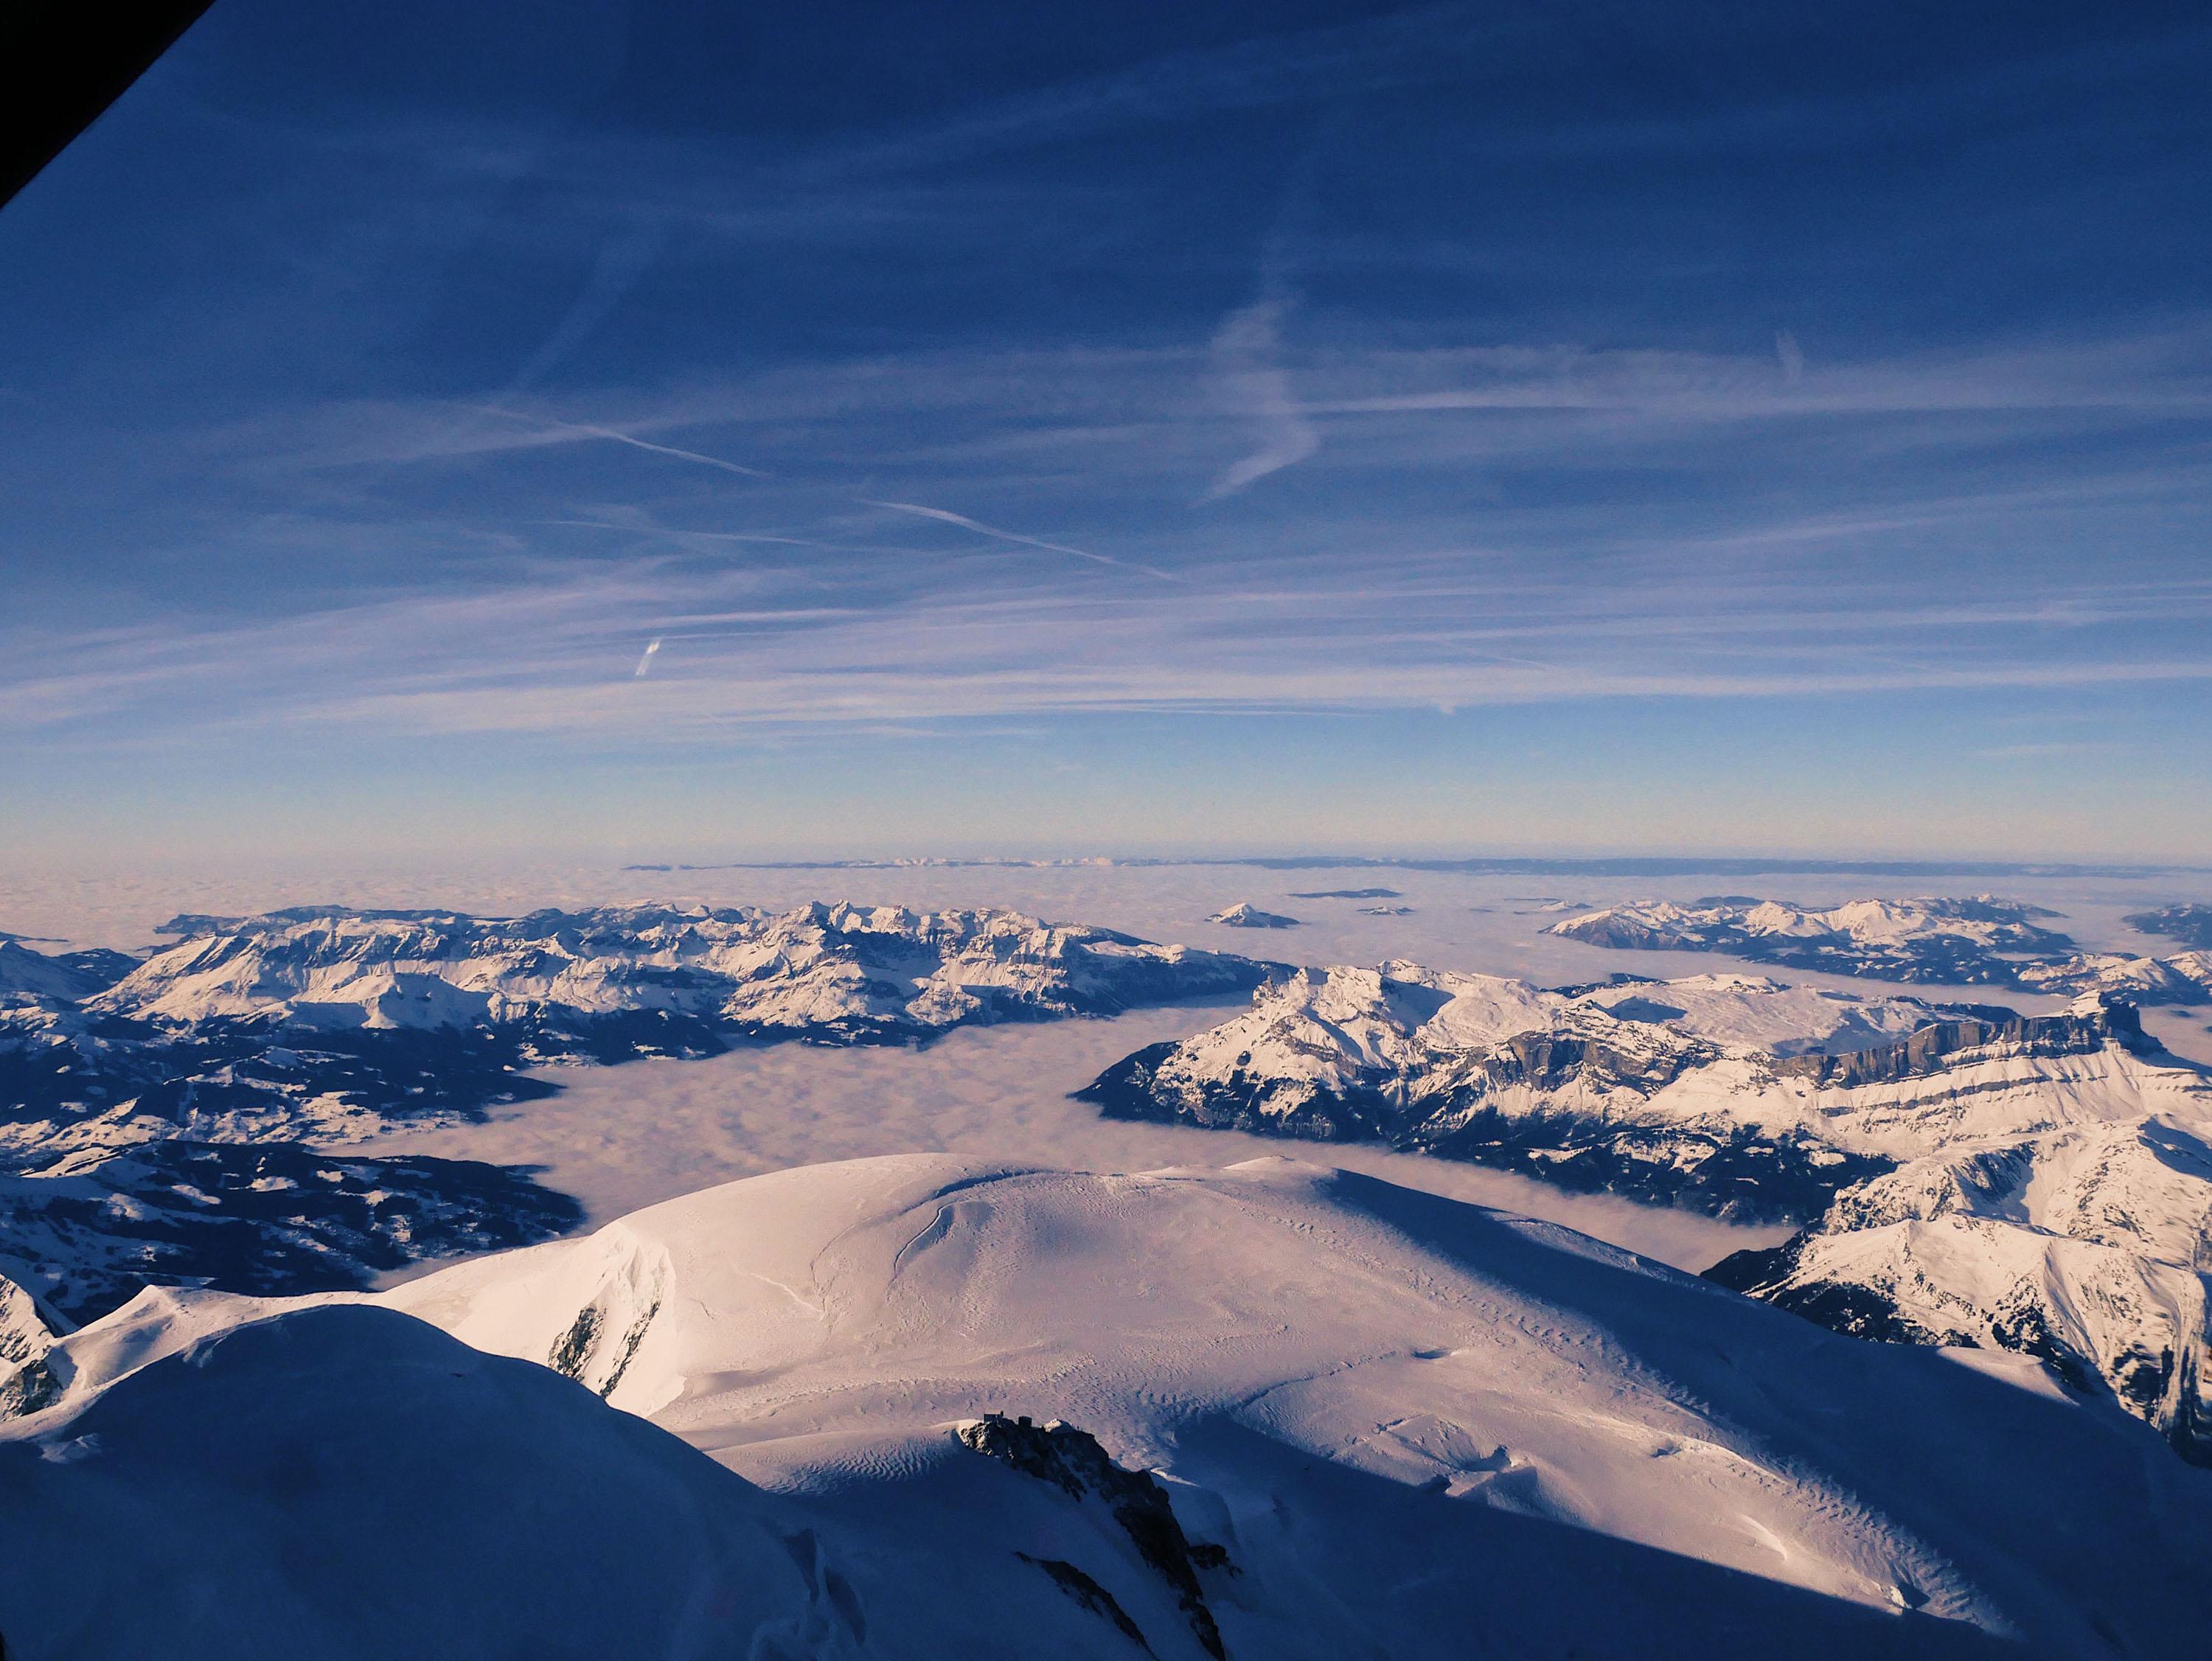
[1770,1001,2146,1087]
[0,1270,65,1415]
[959,1413,1231,1661]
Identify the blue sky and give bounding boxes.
[3,1,2209,865]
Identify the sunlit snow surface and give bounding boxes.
[11,1154,2212,1658]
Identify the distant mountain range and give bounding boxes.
[623,854,2212,877]
[16,886,2212,1481]
[1546,894,2212,998]
[1079,962,2212,1460]
[0,903,1270,1319]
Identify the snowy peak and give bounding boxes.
[1206,902,1301,929]
[0,937,138,1001]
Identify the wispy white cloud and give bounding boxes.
[783,3,1506,183]
[1203,298,1320,498]
[8,540,2212,746]
[246,323,2212,509]
[507,220,669,392]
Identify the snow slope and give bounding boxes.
[11,1154,2208,1658]
[0,1302,1295,1661]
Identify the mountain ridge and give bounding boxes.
[1075,961,2212,1453]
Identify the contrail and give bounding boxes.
[581,425,770,479]
[472,406,769,478]
[861,500,1177,579]
[633,638,663,678]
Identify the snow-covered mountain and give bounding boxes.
[8,1153,2208,1657]
[2,1301,1270,1661]
[1079,963,2212,1452]
[0,1269,64,1415]
[2128,903,2212,950]
[1205,902,1299,928]
[0,936,137,1001]
[1708,1112,2212,1460]
[1545,894,2077,983]
[0,904,1270,1321]
[1078,964,2136,1220]
[100,900,1267,1046]
[1543,894,2212,1003]
[2020,948,2212,1005]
